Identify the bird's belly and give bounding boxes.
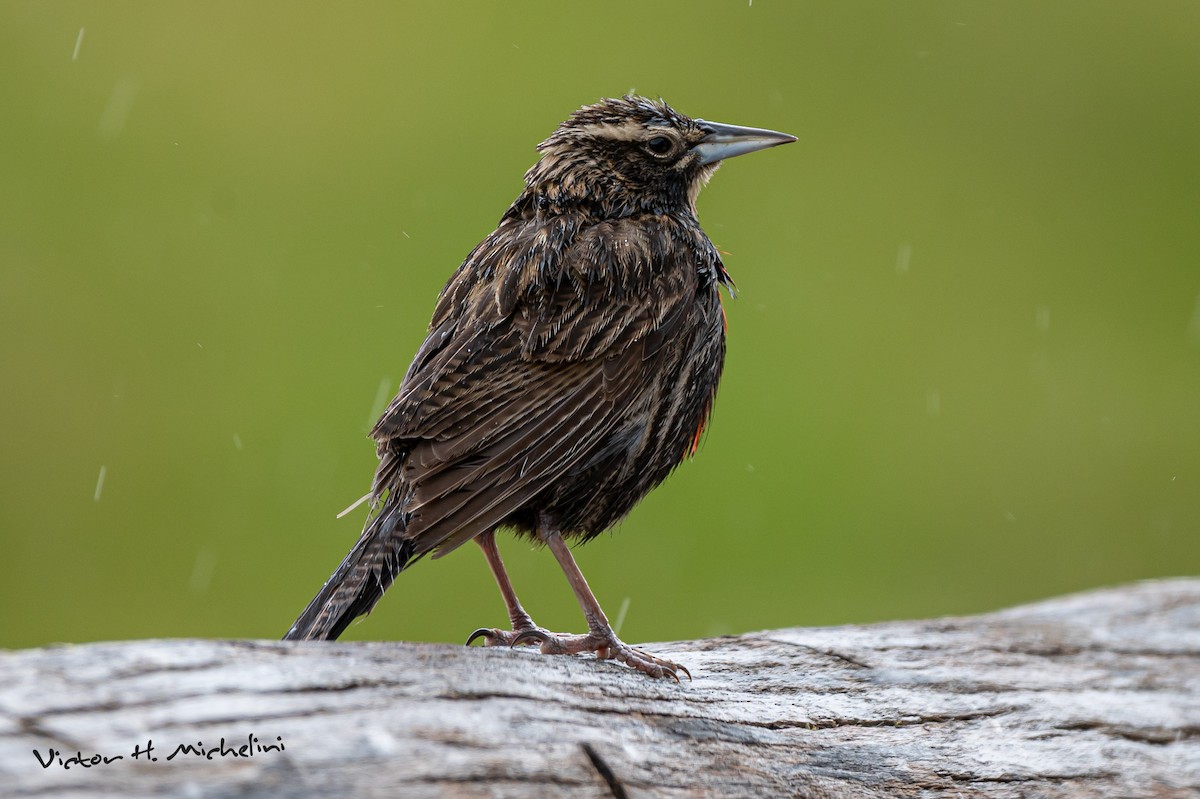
[527,302,727,540]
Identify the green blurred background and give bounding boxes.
[2,3,1198,650]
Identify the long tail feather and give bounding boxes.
[283,505,415,641]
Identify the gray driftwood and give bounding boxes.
[1,580,1198,798]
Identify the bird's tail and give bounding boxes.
[283,504,416,641]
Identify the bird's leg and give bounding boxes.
[465,529,544,647]
[511,511,690,681]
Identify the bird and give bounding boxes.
[283,96,795,679]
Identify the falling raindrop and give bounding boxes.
[896,243,912,275]
[93,465,107,502]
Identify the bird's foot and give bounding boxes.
[508,627,690,682]
[465,623,560,648]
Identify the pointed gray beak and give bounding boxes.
[692,119,797,166]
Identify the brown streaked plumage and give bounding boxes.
[283,96,795,679]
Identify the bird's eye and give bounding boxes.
[646,136,673,156]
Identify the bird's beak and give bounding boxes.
[692,120,797,166]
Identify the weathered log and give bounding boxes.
[2,579,1198,798]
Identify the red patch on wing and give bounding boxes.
[689,416,707,457]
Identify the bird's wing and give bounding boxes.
[369,216,708,558]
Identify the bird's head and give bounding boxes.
[519,96,795,219]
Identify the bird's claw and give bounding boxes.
[465,626,548,648]
[611,643,689,682]
[509,628,550,648]
[465,627,494,646]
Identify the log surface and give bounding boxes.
[2,579,1198,798]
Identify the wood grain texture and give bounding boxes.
[3,579,1198,798]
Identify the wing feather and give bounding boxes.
[365,213,714,555]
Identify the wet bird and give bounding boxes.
[283,96,795,679]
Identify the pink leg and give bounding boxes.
[465,529,543,647]
[513,512,690,681]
